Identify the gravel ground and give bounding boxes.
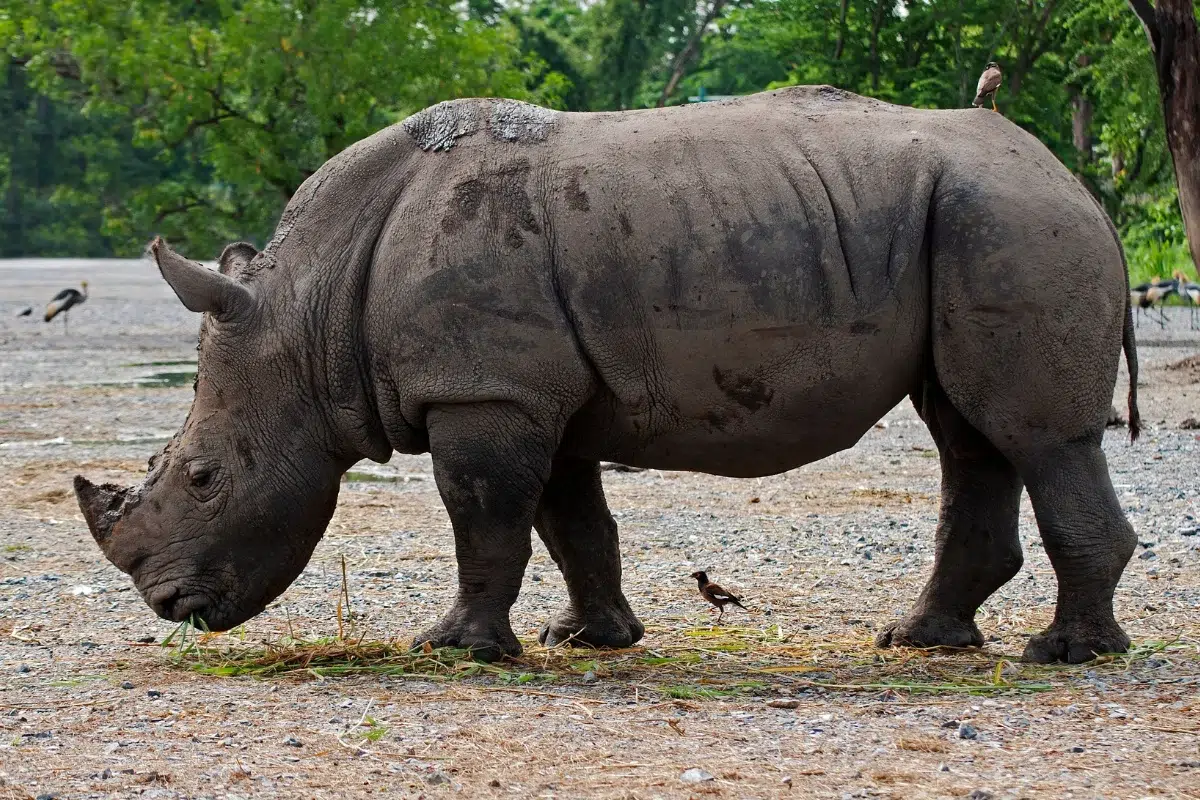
[1,258,1199,799]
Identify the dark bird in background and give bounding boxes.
[972,62,1002,112]
[1180,273,1200,330]
[44,281,88,334]
[1131,275,1178,329]
[690,570,746,624]
[16,306,32,317]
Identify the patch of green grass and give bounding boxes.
[360,716,389,742]
[124,360,198,368]
[342,471,399,483]
[2,543,31,553]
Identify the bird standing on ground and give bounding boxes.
[1176,270,1200,329]
[1131,276,1176,329]
[44,281,88,334]
[972,62,1003,112]
[690,570,746,624]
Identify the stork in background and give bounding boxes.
[44,281,88,334]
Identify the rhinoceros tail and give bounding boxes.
[1115,227,1141,442]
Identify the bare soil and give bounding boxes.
[1,260,1199,799]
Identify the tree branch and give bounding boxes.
[1128,0,1161,53]
[657,0,727,108]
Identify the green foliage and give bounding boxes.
[0,0,1194,270]
[3,0,568,254]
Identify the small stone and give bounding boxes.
[582,670,597,684]
[146,690,161,698]
[426,771,450,785]
[489,779,501,787]
[958,722,978,739]
[137,636,157,644]
[966,791,993,800]
[781,775,792,786]
[941,719,959,729]
[767,698,801,709]
[680,768,715,783]
[16,664,31,674]
[35,794,58,800]
[1138,550,1157,560]
[530,573,541,582]
[1071,746,1084,753]
[120,681,134,690]
[937,763,950,772]
[283,736,302,747]
[100,768,113,779]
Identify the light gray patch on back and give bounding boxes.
[488,100,557,144]
[403,100,481,152]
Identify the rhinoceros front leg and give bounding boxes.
[412,403,556,663]
[878,384,1024,650]
[534,458,644,649]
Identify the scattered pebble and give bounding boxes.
[146,690,161,698]
[680,768,715,783]
[16,664,31,674]
[283,736,302,747]
[426,771,450,785]
[966,791,993,800]
[958,723,978,740]
[582,670,597,684]
[767,698,801,709]
[120,681,134,689]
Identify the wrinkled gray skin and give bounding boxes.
[76,87,1142,665]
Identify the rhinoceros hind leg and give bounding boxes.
[878,381,1023,651]
[412,403,558,663]
[535,457,644,649]
[1017,442,1135,664]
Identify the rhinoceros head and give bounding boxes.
[74,238,347,630]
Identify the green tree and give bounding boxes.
[5,0,565,255]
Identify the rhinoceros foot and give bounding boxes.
[874,612,984,650]
[538,600,645,649]
[1022,619,1130,664]
[412,605,522,663]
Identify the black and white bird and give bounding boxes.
[1176,271,1200,330]
[1131,276,1176,329]
[972,62,1003,112]
[44,281,88,333]
[16,306,32,317]
[690,570,747,624]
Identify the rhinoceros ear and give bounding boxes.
[217,241,259,276]
[151,237,255,318]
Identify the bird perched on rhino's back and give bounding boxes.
[972,62,1002,111]
[44,281,88,333]
[690,571,746,624]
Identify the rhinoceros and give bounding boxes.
[75,86,1141,664]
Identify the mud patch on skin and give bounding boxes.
[712,366,774,412]
[489,100,557,144]
[564,167,590,212]
[403,100,481,152]
[404,99,558,152]
[440,160,542,249]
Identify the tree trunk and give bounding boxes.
[1071,55,1093,168]
[657,0,727,108]
[1129,0,1200,273]
[833,0,849,61]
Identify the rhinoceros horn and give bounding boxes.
[151,237,254,318]
[73,475,131,551]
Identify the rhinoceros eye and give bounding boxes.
[187,462,216,490]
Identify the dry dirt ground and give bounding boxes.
[1,259,1199,800]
